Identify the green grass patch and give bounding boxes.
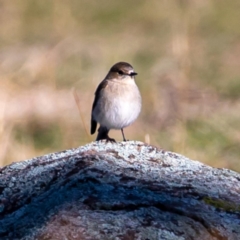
[14,120,62,150]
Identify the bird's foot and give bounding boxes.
[106,136,116,143]
[96,127,116,142]
[97,135,116,143]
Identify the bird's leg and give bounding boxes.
[97,126,116,143]
[121,128,127,141]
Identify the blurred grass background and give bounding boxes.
[1,0,240,171]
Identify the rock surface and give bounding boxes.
[0,141,240,240]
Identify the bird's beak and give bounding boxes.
[130,72,138,77]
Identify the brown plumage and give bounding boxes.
[91,62,141,142]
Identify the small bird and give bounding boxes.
[91,62,142,142]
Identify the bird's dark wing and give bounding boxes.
[91,80,108,134]
[91,118,97,135]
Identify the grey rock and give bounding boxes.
[0,141,239,240]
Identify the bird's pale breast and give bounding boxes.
[93,79,141,129]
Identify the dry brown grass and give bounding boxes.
[1,0,240,171]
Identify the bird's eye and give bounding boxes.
[118,70,124,75]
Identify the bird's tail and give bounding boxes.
[96,126,109,141]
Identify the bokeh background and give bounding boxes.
[1,0,240,171]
